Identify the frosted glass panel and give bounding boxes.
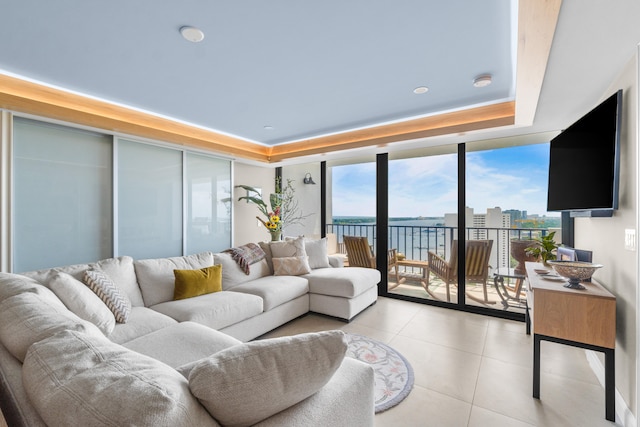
[13,118,112,272]
[186,153,231,254]
[118,140,183,258]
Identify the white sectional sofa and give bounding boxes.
[0,237,381,426]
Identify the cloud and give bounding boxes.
[330,144,555,218]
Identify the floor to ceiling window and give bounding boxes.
[327,140,556,319]
[386,149,458,304]
[465,142,556,314]
[327,160,377,261]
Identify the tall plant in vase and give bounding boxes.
[237,178,310,241]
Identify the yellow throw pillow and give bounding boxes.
[173,265,222,300]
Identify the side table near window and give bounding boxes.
[524,262,616,421]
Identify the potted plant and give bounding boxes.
[236,178,310,241]
[525,231,559,265]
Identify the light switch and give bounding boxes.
[624,229,636,251]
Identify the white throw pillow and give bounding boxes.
[84,268,131,323]
[49,271,116,335]
[22,330,218,427]
[304,237,331,269]
[272,256,312,276]
[188,330,347,427]
[0,292,103,362]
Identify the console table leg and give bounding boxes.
[533,334,541,398]
[605,348,615,421]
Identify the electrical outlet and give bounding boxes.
[624,229,636,251]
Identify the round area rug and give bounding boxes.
[345,334,414,413]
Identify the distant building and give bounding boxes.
[444,207,511,271]
[503,209,527,227]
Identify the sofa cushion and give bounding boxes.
[22,330,219,427]
[188,330,347,427]
[0,272,66,306]
[96,256,145,307]
[107,307,178,344]
[0,292,103,362]
[213,252,271,290]
[151,291,263,330]
[84,268,132,323]
[305,237,332,269]
[173,265,222,300]
[273,256,311,276]
[21,256,145,307]
[0,272,59,304]
[123,321,241,368]
[304,267,381,298]
[49,271,116,335]
[135,252,214,307]
[228,275,309,311]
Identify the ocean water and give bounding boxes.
[330,218,450,260]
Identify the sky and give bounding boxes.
[332,143,555,218]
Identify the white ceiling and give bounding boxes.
[1,1,639,162]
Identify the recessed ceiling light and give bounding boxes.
[180,26,204,43]
[413,86,429,94]
[473,75,492,88]
[264,125,274,131]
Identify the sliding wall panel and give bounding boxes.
[185,152,231,254]
[118,139,183,259]
[13,118,112,272]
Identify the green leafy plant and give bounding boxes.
[236,178,310,236]
[524,231,559,264]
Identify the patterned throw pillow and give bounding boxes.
[84,268,131,323]
[270,236,307,258]
[272,256,311,276]
[173,265,222,300]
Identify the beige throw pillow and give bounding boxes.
[188,330,347,427]
[270,235,307,258]
[49,271,116,335]
[22,330,218,427]
[272,256,311,276]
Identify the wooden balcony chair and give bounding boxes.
[343,236,400,286]
[426,239,494,304]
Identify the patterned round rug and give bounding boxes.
[345,334,414,413]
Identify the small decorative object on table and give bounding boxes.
[547,260,603,289]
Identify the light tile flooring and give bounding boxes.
[262,297,618,427]
[0,297,617,427]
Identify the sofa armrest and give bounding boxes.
[328,255,345,268]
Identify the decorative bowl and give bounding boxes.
[547,261,603,289]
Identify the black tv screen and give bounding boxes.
[547,90,622,213]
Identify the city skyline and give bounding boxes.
[332,143,556,218]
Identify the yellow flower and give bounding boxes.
[266,221,277,230]
[269,215,280,223]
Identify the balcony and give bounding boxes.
[327,223,554,313]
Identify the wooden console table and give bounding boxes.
[524,262,616,421]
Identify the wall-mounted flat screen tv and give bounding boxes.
[547,90,622,216]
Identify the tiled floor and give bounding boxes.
[262,297,618,427]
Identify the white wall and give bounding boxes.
[282,163,322,237]
[574,52,638,418]
[233,162,276,245]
